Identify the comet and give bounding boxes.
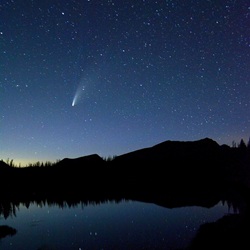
[72,93,78,106]
[72,85,85,107]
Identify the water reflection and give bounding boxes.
[0,189,247,250]
[0,188,245,220]
[187,187,250,250]
[1,200,228,250]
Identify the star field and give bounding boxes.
[1,0,249,165]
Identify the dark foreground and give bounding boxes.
[1,138,250,249]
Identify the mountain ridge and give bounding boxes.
[59,137,222,163]
[0,136,249,205]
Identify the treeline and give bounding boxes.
[2,156,117,169]
[232,137,250,149]
[3,158,60,168]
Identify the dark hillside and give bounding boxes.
[111,138,227,189]
[0,138,249,199]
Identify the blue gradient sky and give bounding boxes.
[1,0,249,166]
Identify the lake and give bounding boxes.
[0,199,230,250]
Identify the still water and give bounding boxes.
[0,200,229,250]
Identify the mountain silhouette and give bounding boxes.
[56,154,105,168]
[109,138,237,188]
[113,137,220,162]
[0,137,249,199]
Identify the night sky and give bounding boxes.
[1,0,249,166]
